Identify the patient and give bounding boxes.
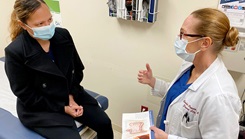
[5,0,113,139]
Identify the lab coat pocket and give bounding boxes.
[180,120,199,138]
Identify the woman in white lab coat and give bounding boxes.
[138,8,241,139]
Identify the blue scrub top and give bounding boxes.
[159,66,193,131]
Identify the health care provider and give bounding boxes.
[138,8,242,139]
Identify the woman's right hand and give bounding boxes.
[137,63,156,88]
[65,95,83,117]
[64,105,83,118]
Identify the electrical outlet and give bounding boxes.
[141,105,148,112]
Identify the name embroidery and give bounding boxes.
[183,100,199,114]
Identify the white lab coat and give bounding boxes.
[152,57,242,139]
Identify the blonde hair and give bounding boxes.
[191,8,239,53]
[9,0,46,41]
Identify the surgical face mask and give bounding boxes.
[25,21,55,40]
[174,36,202,62]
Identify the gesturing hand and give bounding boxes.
[137,63,155,88]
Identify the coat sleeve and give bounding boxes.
[198,94,241,139]
[70,47,85,99]
[151,78,171,98]
[63,29,85,98]
[4,42,65,113]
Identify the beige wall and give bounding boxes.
[0,0,14,56]
[1,0,245,132]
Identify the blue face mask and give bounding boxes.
[174,36,202,62]
[25,21,55,40]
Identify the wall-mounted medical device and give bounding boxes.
[107,0,159,23]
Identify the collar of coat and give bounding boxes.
[21,28,75,78]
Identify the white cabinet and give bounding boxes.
[222,36,245,74]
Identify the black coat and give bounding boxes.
[4,27,98,127]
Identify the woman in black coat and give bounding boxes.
[5,0,113,139]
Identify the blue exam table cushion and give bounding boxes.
[0,108,45,139]
[0,57,5,61]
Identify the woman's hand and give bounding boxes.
[69,95,78,107]
[64,105,83,118]
[64,95,83,117]
[150,126,168,139]
[137,63,156,88]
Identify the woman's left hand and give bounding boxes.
[150,126,168,139]
[68,94,83,117]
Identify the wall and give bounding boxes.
[58,0,220,131]
[0,0,14,56]
[1,0,244,132]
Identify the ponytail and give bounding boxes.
[9,10,24,41]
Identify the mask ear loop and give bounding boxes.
[25,24,31,28]
[17,20,28,30]
[186,38,203,55]
[187,37,204,44]
[185,48,201,55]
[193,49,201,54]
[23,23,36,37]
[18,20,32,31]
